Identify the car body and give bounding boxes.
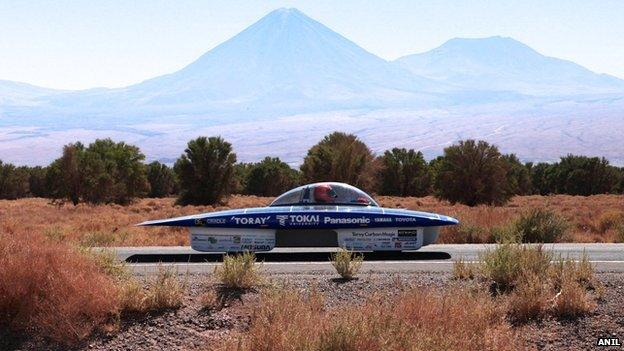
[139,182,458,252]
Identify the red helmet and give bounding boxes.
[314,184,337,203]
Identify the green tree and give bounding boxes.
[528,162,556,195]
[79,139,149,204]
[0,161,30,199]
[233,162,254,194]
[47,140,148,205]
[27,166,49,197]
[377,148,430,196]
[244,157,300,196]
[174,136,237,205]
[550,155,620,195]
[434,139,511,206]
[146,161,177,197]
[503,154,532,195]
[300,132,376,191]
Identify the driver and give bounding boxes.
[313,184,338,203]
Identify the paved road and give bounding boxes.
[108,244,624,274]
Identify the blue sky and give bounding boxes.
[1,0,622,90]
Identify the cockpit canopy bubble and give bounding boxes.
[269,182,378,207]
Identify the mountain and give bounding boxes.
[0,80,62,105]
[26,8,448,121]
[395,36,624,95]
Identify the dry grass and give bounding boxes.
[1,194,623,246]
[215,252,263,289]
[455,243,599,322]
[0,222,119,344]
[216,287,524,351]
[452,257,478,280]
[117,266,185,313]
[331,248,364,279]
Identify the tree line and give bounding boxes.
[1,132,622,206]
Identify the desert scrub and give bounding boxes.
[145,266,185,309]
[480,243,551,291]
[507,272,550,322]
[0,230,119,345]
[458,243,597,321]
[331,248,364,280]
[216,252,262,289]
[452,257,478,280]
[217,288,522,351]
[596,209,624,233]
[511,208,568,243]
[118,266,185,312]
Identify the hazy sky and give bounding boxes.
[1,0,623,90]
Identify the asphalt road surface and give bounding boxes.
[108,244,624,275]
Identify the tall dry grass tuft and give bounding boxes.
[0,230,119,344]
[331,249,364,280]
[480,244,552,291]
[507,272,550,322]
[216,252,262,289]
[457,243,598,322]
[217,288,523,351]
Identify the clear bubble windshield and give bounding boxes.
[269,183,378,207]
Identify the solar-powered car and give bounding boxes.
[139,182,458,252]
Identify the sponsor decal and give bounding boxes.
[231,216,270,225]
[279,214,320,226]
[194,219,205,226]
[398,230,419,237]
[324,216,370,225]
[233,236,241,244]
[374,217,392,223]
[207,236,217,244]
[351,231,395,237]
[241,244,272,251]
[204,218,226,224]
[276,215,288,226]
[395,217,420,223]
[398,229,421,241]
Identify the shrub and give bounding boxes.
[145,266,185,310]
[331,249,364,280]
[0,231,119,344]
[480,244,551,291]
[503,154,533,196]
[549,155,620,195]
[552,276,594,318]
[615,224,624,243]
[0,161,30,199]
[596,210,624,233]
[512,208,568,243]
[47,139,149,205]
[300,132,376,191]
[507,272,550,322]
[118,279,148,313]
[80,230,118,247]
[244,157,300,196]
[219,288,521,351]
[452,257,478,280]
[377,148,430,196]
[174,136,237,205]
[458,243,596,321]
[215,252,262,289]
[147,161,177,197]
[433,139,512,206]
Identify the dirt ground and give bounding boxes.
[3,270,622,351]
